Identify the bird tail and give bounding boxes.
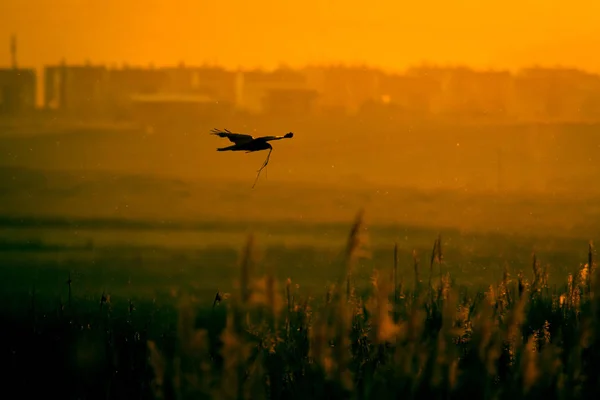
[217,144,239,152]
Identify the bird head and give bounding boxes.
[284,132,294,138]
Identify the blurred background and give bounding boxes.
[1,0,599,296]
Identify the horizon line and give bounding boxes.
[4,59,600,76]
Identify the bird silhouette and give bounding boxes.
[211,128,294,188]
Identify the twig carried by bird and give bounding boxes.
[211,128,294,188]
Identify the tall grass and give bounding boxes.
[142,211,599,400]
[2,211,599,400]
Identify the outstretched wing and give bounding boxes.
[259,133,293,142]
[210,128,254,144]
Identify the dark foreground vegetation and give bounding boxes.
[3,210,600,400]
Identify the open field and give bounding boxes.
[1,117,599,237]
[1,117,600,192]
[1,121,599,398]
[0,212,594,296]
[1,211,598,399]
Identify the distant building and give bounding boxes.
[262,88,319,117]
[314,66,383,114]
[239,68,308,113]
[468,70,514,119]
[44,63,108,114]
[107,66,167,96]
[37,59,600,123]
[129,93,234,127]
[513,67,600,122]
[0,68,36,114]
[405,66,513,119]
[440,68,513,119]
[191,66,237,105]
[161,65,237,105]
[378,73,441,116]
[106,65,237,120]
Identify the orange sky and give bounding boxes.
[1,0,599,72]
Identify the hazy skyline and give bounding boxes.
[1,0,600,73]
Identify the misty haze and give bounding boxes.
[1,1,600,399]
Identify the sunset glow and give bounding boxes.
[1,0,599,72]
